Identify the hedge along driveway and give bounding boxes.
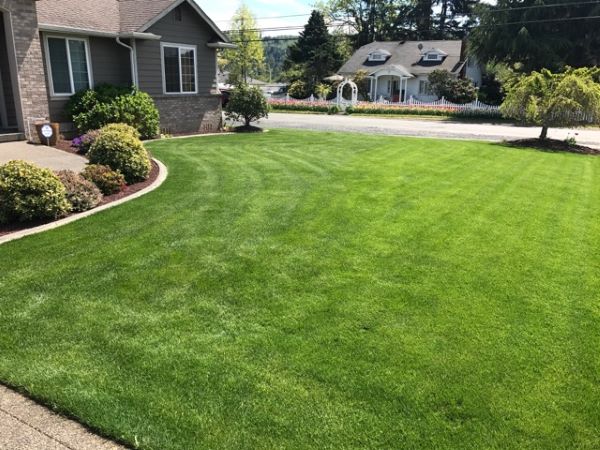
[0,131,599,450]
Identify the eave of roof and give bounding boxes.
[137,0,230,43]
[38,23,161,40]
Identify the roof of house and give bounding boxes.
[36,0,229,42]
[338,40,465,77]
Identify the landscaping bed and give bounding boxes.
[0,124,156,238]
[0,160,159,238]
[506,138,600,155]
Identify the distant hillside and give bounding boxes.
[264,36,297,82]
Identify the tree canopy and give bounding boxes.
[283,10,347,89]
[222,5,265,85]
[501,68,600,139]
[470,0,600,72]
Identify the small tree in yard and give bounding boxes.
[428,69,477,104]
[501,69,600,140]
[225,84,269,129]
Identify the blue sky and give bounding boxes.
[196,0,316,36]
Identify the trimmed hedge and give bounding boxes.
[56,170,103,212]
[88,124,151,184]
[66,84,160,140]
[0,161,70,224]
[82,164,126,195]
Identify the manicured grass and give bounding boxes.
[1,131,599,449]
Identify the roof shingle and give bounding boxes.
[338,40,465,77]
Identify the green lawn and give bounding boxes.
[0,131,599,449]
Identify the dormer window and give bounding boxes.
[368,49,391,62]
[424,52,441,61]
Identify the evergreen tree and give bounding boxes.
[283,11,346,89]
[470,0,600,72]
[222,5,265,85]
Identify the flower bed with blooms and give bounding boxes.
[268,98,502,119]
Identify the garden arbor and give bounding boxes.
[336,78,358,106]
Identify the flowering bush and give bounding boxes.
[82,164,126,195]
[72,129,101,155]
[56,170,103,212]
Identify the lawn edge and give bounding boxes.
[0,158,168,246]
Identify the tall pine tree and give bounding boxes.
[283,11,346,89]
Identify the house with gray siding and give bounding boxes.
[0,0,233,142]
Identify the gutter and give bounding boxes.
[207,42,237,49]
[38,24,161,40]
[116,37,138,87]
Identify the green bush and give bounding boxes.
[56,170,103,212]
[327,105,340,115]
[88,124,152,184]
[270,102,330,113]
[428,70,477,104]
[82,164,126,195]
[66,84,160,139]
[288,80,309,99]
[225,84,269,127]
[0,160,70,224]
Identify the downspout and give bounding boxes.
[116,37,138,87]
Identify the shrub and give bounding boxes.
[0,161,70,224]
[327,105,340,115]
[56,170,102,212]
[72,129,101,155]
[428,70,477,104]
[288,80,308,99]
[88,124,152,184]
[225,84,269,127]
[82,164,126,195]
[66,84,160,139]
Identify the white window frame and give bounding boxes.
[160,42,198,95]
[424,52,441,61]
[44,35,93,97]
[369,53,386,62]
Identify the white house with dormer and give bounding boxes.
[337,40,482,102]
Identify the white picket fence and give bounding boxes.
[275,94,501,114]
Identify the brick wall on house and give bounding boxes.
[0,0,49,141]
[154,95,223,135]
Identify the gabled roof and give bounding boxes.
[36,0,229,42]
[338,40,464,77]
[369,64,413,78]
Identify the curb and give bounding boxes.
[0,158,168,246]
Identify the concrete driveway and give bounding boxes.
[0,141,86,171]
[259,113,600,148]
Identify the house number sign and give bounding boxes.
[41,124,53,138]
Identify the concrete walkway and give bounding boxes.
[0,385,126,450]
[260,113,600,148]
[0,141,86,171]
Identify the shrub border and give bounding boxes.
[0,158,167,246]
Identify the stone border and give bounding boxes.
[0,158,168,246]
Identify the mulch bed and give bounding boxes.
[54,139,80,155]
[0,159,160,238]
[505,138,600,155]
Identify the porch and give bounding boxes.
[368,65,414,102]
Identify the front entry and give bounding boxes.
[0,11,17,131]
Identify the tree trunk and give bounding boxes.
[540,125,548,140]
[245,117,251,127]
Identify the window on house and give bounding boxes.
[369,53,386,61]
[162,44,197,94]
[419,80,433,95]
[46,37,91,96]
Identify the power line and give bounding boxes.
[215,13,312,23]
[489,0,600,13]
